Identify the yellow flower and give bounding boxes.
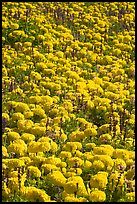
[84,128,97,138]
[30,126,46,136]
[7,140,27,156]
[23,111,34,119]
[83,160,92,171]
[112,48,121,56]
[35,189,51,202]
[99,133,112,142]
[90,172,108,190]
[85,143,96,150]
[33,49,45,60]
[37,137,52,143]
[27,166,41,177]
[93,146,114,157]
[47,171,66,187]
[126,129,134,138]
[36,62,47,71]
[50,141,58,153]
[24,187,50,202]
[126,159,134,167]
[68,167,82,175]
[12,112,25,121]
[43,69,55,77]
[71,131,85,141]
[92,160,105,171]
[62,100,73,112]
[64,196,78,202]
[65,176,88,197]
[15,102,29,113]
[39,142,51,152]
[17,119,34,132]
[7,131,20,141]
[2,146,9,157]
[63,142,78,152]
[37,34,45,41]
[6,158,25,169]
[93,155,114,171]
[72,150,83,158]
[87,100,94,109]
[83,152,94,161]
[100,145,114,154]
[44,155,61,165]
[10,23,19,29]
[72,142,82,150]
[21,133,35,143]
[24,42,32,47]
[98,124,110,134]
[68,157,84,168]
[62,190,74,199]
[2,67,8,76]
[33,107,45,118]
[59,151,72,160]
[27,141,41,153]
[20,157,31,165]
[93,33,102,41]
[65,195,88,202]
[56,161,67,168]
[29,96,42,104]
[128,151,135,160]
[30,154,46,165]
[2,113,9,122]
[65,172,76,178]
[30,71,42,81]
[89,190,106,202]
[56,51,64,58]
[113,149,130,161]
[41,164,59,174]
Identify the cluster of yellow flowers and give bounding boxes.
[2,2,135,202]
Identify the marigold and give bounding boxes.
[59,151,72,160]
[65,176,88,197]
[44,156,61,166]
[15,102,29,113]
[47,170,66,187]
[21,133,35,143]
[27,166,41,178]
[92,160,105,171]
[89,190,106,202]
[90,171,108,190]
[6,158,25,169]
[12,112,25,121]
[2,146,9,157]
[7,131,20,141]
[30,126,46,136]
[24,186,50,202]
[32,108,45,118]
[7,141,27,156]
[99,133,112,142]
[2,113,10,122]
[113,149,130,161]
[84,128,97,138]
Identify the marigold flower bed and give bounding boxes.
[2,2,135,202]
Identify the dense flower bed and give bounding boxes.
[2,2,135,202]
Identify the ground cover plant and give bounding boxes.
[2,2,135,202]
